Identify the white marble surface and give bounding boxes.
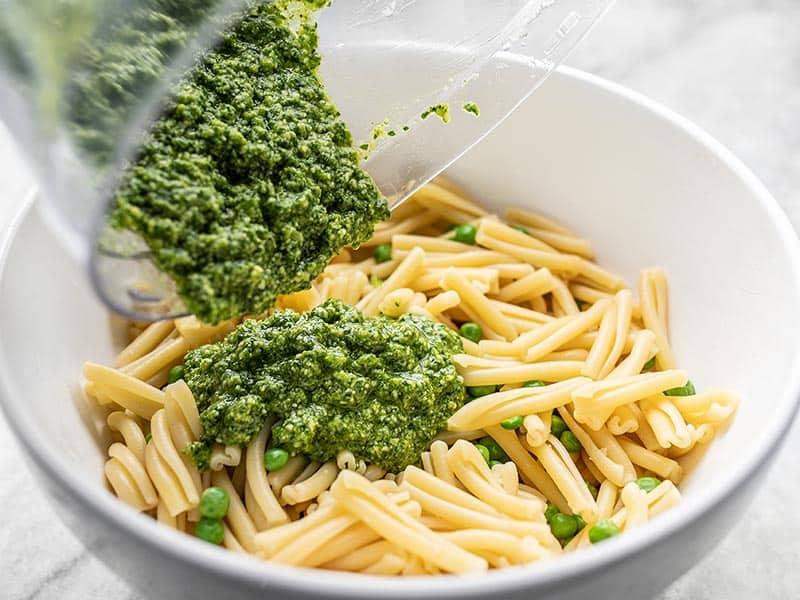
[1,1,799,598]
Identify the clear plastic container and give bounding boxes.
[0,0,613,319]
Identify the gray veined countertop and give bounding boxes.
[1,1,799,598]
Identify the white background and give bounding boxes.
[1,1,799,598]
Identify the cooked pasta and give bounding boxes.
[85,177,737,575]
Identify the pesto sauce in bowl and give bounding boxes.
[110,2,389,323]
[183,299,466,472]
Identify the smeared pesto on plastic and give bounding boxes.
[66,0,220,166]
[462,102,480,116]
[421,103,450,123]
[183,299,465,472]
[109,2,389,323]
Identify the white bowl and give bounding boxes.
[2,66,800,600]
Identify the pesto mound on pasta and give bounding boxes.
[183,298,465,472]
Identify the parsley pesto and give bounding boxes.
[109,1,389,323]
[183,299,466,472]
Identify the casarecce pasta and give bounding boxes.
[83,177,738,574]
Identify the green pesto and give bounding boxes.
[109,2,389,323]
[66,0,219,167]
[462,102,480,116]
[421,103,450,123]
[183,299,465,472]
[371,119,391,140]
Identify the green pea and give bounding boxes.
[642,356,656,371]
[474,444,491,463]
[167,365,185,385]
[575,299,588,311]
[586,481,599,500]
[144,432,152,443]
[574,514,587,532]
[560,430,582,453]
[478,437,508,462]
[488,460,503,468]
[544,502,559,523]
[373,244,392,264]
[635,476,661,493]
[199,487,230,520]
[664,380,696,396]
[369,274,383,288]
[459,322,482,343]
[264,448,289,472]
[549,513,579,540]
[500,415,524,430]
[589,519,621,544]
[467,385,497,398]
[522,380,546,388]
[512,224,528,235]
[195,518,224,545]
[550,414,568,438]
[451,224,477,245]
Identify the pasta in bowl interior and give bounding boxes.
[84,177,738,575]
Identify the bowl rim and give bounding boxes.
[1,65,800,598]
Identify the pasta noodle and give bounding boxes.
[85,178,737,575]
[572,370,689,430]
[245,422,290,528]
[105,441,158,511]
